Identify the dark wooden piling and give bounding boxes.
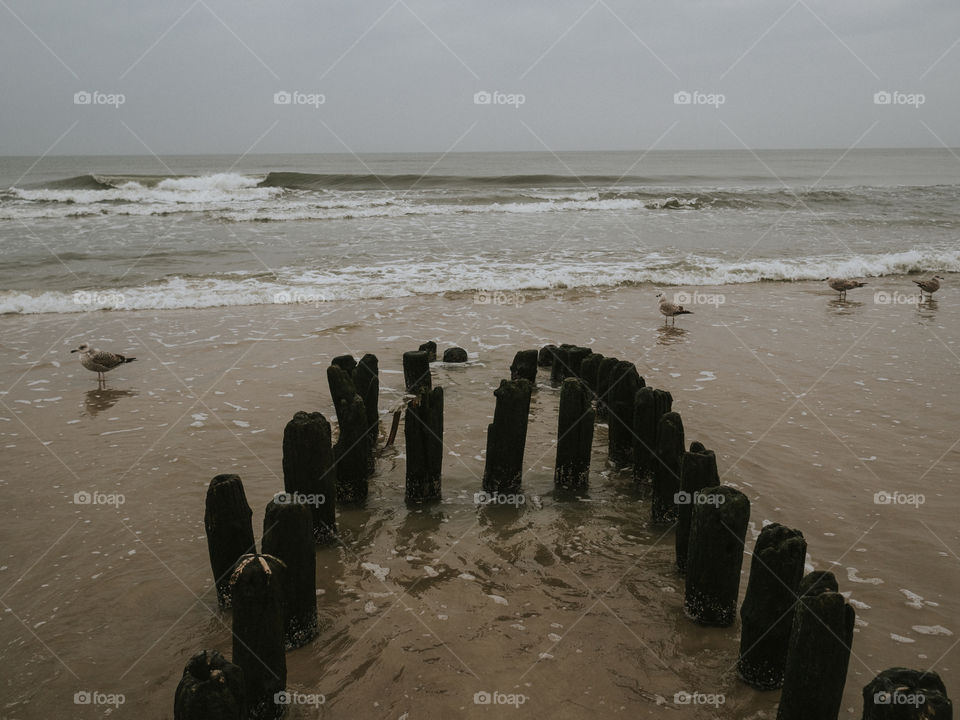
[174,650,246,720]
[405,386,444,502]
[230,554,286,720]
[418,341,437,362]
[204,474,256,608]
[862,668,952,719]
[652,411,685,524]
[403,350,432,393]
[595,356,620,419]
[684,485,750,626]
[327,364,374,502]
[737,523,807,689]
[555,378,595,492]
[510,349,539,384]
[331,354,357,374]
[282,411,336,543]
[777,590,855,720]
[579,352,604,398]
[633,387,673,480]
[482,379,533,494]
[538,344,557,367]
[262,498,318,649]
[675,441,720,572]
[355,353,380,448]
[567,346,593,378]
[799,570,838,596]
[606,361,643,465]
[549,343,574,386]
[442,347,468,363]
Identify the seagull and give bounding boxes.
[71,342,136,384]
[657,292,692,325]
[827,278,867,300]
[914,275,943,300]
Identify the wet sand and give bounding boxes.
[0,277,957,718]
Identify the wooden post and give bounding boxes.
[555,378,594,492]
[567,346,593,378]
[230,554,286,720]
[549,343,574,386]
[174,650,246,720]
[777,590,855,720]
[862,668,952,719]
[354,353,380,450]
[418,341,437,362]
[282,411,336,543]
[331,354,356,374]
[606,361,643,466]
[262,498,318,649]
[675,441,719,572]
[595,356,620,419]
[652,411,684,524]
[204,474,256,608]
[442,347,468,363]
[327,365,373,503]
[737,523,807,689]
[684,485,750,626]
[538,344,557,367]
[579,352,604,398]
[405,386,444,502]
[402,350,432,393]
[481,379,533,494]
[633,387,673,481]
[510,349,539,384]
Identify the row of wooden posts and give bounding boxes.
[174,342,953,720]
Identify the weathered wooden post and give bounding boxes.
[633,387,673,480]
[418,341,437,362]
[442,347,468,363]
[777,586,855,720]
[327,365,373,503]
[684,485,750,626]
[799,570,838,596]
[230,554,286,720]
[331,354,356,374]
[174,649,246,720]
[510,349,539,384]
[555,378,594,492]
[262,498,318,649]
[282,411,336,543]
[355,353,380,448]
[737,523,807,689]
[204,474,256,608]
[606,361,643,466]
[595,356,620,419]
[567,346,592,378]
[652,411,684,524]
[538,344,557,367]
[579,352,604,398]
[403,350,432,393]
[482,379,533,494]
[675,441,720,572]
[405,386,444,502]
[862,668,952,719]
[549,343,573,386]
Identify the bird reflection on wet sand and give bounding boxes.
[827,298,864,316]
[656,325,689,345]
[83,388,137,417]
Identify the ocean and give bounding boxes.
[1,149,958,313]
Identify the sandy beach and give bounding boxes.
[1,277,957,718]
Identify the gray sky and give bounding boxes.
[1,0,957,155]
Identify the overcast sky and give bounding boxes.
[1,0,957,155]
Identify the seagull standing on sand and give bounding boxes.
[827,278,867,300]
[71,343,136,384]
[656,293,693,325]
[914,275,943,300]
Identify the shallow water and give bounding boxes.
[0,279,956,718]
